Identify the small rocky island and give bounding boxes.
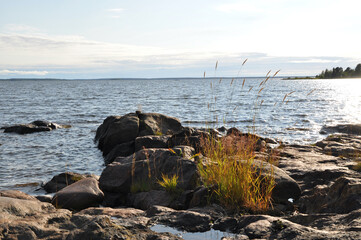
[1,120,71,134]
[1,112,361,239]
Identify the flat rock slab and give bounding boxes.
[278,145,353,190]
[0,196,179,239]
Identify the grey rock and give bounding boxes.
[135,135,170,152]
[52,177,104,211]
[99,147,198,198]
[138,112,183,136]
[128,190,173,210]
[104,140,135,165]
[97,113,140,156]
[0,190,38,201]
[321,124,361,135]
[2,120,70,134]
[43,171,98,193]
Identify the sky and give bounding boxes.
[0,0,361,78]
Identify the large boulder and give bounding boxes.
[138,112,183,136]
[96,113,140,156]
[99,146,198,206]
[52,178,104,211]
[1,120,70,134]
[95,112,183,157]
[43,172,98,193]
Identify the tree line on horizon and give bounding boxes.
[316,63,361,79]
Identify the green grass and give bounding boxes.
[158,173,179,193]
[197,62,282,212]
[197,133,275,212]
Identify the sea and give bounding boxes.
[0,77,360,194]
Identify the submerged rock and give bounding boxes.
[1,120,70,134]
[321,124,361,135]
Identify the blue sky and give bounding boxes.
[0,0,360,78]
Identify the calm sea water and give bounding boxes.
[0,78,360,193]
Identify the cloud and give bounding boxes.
[0,30,358,78]
[2,24,42,34]
[290,59,341,64]
[0,69,48,76]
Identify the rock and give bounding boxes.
[315,133,361,157]
[104,140,135,165]
[138,112,183,136]
[95,112,183,156]
[135,135,170,152]
[277,144,351,191]
[52,177,104,211]
[128,190,173,210]
[96,113,140,156]
[321,124,361,135]
[0,194,181,239]
[35,195,53,203]
[1,120,70,134]
[147,206,212,232]
[43,171,98,193]
[167,127,209,152]
[78,207,149,228]
[0,190,38,201]
[99,147,198,206]
[299,177,361,214]
[189,186,209,208]
[250,160,302,204]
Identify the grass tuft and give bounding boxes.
[158,173,179,193]
[198,133,275,212]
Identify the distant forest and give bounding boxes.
[316,63,361,79]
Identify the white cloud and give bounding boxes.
[0,69,48,76]
[291,59,341,64]
[2,24,42,34]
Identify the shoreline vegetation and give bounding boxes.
[316,63,361,79]
[284,63,361,80]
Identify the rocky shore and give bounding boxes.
[1,112,361,239]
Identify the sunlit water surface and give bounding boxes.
[0,78,360,193]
